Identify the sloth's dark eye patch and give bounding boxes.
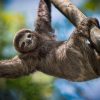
[27,34,31,38]
[21,42,25,48]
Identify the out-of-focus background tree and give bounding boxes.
[0,0,100,100]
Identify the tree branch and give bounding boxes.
[51,0,100,53]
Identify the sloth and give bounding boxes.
[0,0,100,81]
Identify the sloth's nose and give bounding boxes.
[27,39,32,45]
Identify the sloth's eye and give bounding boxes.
[27,34,31,38]
[21,42,25,48]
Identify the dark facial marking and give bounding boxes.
[21,42,25,48]
[27,34,32,38]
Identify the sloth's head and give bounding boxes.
[14,29,39,53]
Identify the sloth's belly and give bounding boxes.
[38,40,98,81]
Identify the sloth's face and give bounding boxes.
[19,32,37,52]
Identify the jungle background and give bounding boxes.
[0,0,100,100]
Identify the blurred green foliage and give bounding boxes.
[0,12,25,59]
[84,0,100,11]
[6,76,43,100]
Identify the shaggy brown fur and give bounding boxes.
[0,0,100,81]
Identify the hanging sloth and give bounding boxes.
[0,0,100,81]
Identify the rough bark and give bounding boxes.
[51,0,100,53]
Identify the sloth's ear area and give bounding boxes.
[15,29,33,35]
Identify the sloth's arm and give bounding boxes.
[35,0,54,38]
[0,56,34,78]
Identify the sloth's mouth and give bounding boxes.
[27,42,34,49]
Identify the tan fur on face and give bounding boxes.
[13,29,38,53]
